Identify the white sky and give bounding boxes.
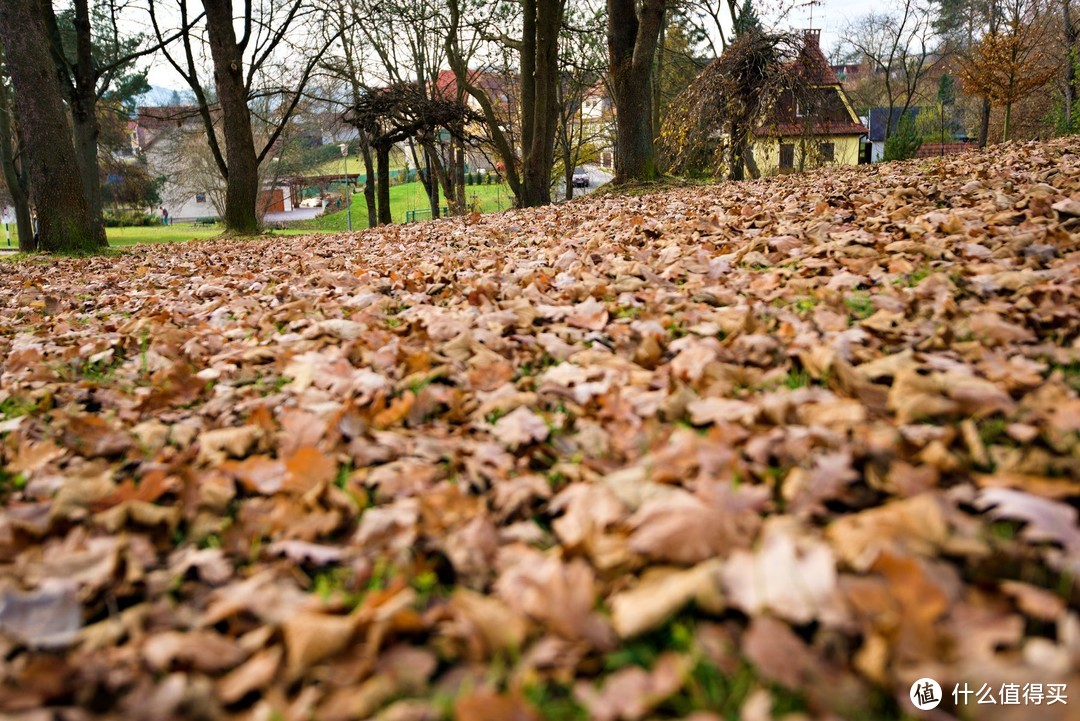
[142,0,878,92]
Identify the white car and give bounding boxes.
[572,169,590,188]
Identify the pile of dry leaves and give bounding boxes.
[0,139,1077,721]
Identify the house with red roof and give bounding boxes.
[751,30,868,174]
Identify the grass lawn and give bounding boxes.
[0,185,510,253]
[300,180,514,231]
[107,223,223,246]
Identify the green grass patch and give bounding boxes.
[844,291,875,321]
[0,395,39,419]
[296,180,515,231]
[107,223,223,246]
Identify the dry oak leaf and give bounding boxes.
[974,487,1080,553]
[573,652,689,721]
[494,549,614,648]
[491,406,550,449]
[721,517,839,625]
[282,610,359,676]
[142,630,245,673]
[627,483,768,565]
[453,689,540,721]
[449,588,530,656]
[0,579,81,649]
[5,439,65,474]
[566,297,609,331]
[196,425,262,465]
[610,560,724,639]
[686,397,757,427]
[61,415,133,458]
[217,644,282,704]
[826,494,957,572]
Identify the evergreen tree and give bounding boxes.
[883,112,923,160]
[734,0,763,37]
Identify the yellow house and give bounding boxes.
[751,30,867,175]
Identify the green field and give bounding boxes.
[301,180,514,231]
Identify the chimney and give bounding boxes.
[804,28,821,48]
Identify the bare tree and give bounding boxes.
[839,0,941,142]
[347,84,475,225]
[149,0,341,234]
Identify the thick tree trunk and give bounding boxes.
[0,0,106,252]
[376,142,392,225]
[520,0,559,207]
[204,0,260,234]
[608,0,666,183]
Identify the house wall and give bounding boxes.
[871,140,885,163]
[752,135,862,176]
[168,193,218,221]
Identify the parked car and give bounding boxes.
[572,168,590,188]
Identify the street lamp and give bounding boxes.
[339,143,352,232]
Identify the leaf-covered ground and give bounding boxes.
[1,140,1078,721]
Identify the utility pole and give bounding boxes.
[339,143,352,231]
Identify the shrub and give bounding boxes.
[102,210,162,227]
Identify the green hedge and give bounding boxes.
[103,210,163,228]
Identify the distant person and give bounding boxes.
[161,207,169,226]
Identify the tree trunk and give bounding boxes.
[608,0,666,183]
[426,151,440,219]
[521,0,561,207]
[69,0,105,240]
[455,142,466,213]
[0,54,34,251]
[204,0,260,234]
[360,136,377,228]
[651,4,666,141]
[0,1,106,252]
[376,142,392,225]
[729,123,746,181]
[1065,0,1078,129]
[979,97,991,147]
[1003,101,1012,142]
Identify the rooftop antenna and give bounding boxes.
[796,0,821,30]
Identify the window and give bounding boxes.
[779,144,795,170]
[195,193,206,203]
[819,142,835,162]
